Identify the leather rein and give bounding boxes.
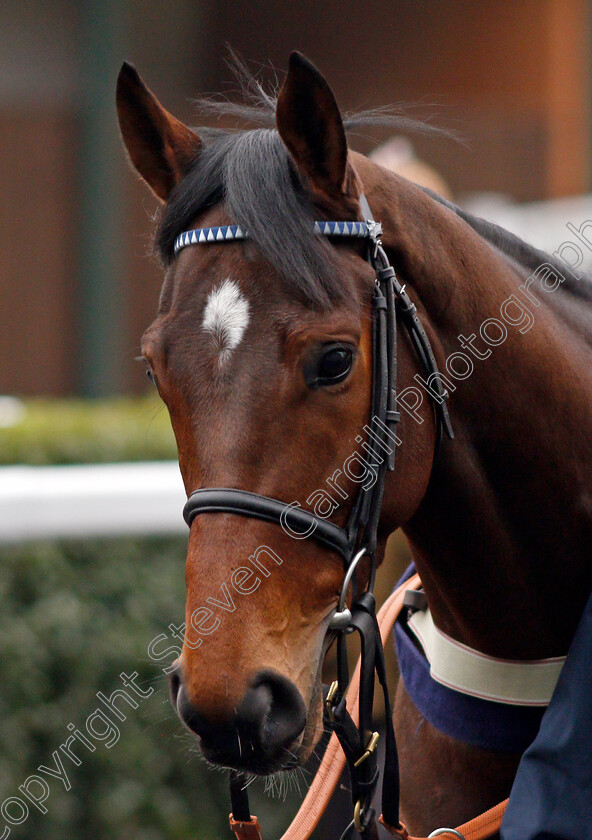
[175,196,461,838]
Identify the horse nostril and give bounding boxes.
[169,666,181,709]
[176,683,208,736]
[169,668,206,737]
[240,669,307,759]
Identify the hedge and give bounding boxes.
[0,395,177,465]
[0,396,177,465]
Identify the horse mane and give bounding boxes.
[420,187,592,302]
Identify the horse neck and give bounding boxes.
[363,164,592,660]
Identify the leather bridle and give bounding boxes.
[176,195,453,838]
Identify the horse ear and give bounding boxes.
[116,62,202,202]
[276,51,347,197]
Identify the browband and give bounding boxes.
[183,488,350,559]
[174,220,370,256]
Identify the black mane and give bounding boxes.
[421,188,592,302]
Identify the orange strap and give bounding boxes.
[229,814,263,840]
[380,798,508,840]
[230,573,507,840]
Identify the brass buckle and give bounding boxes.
[354,799,365,833]
[354,731,380,767]
[324,680,339,723]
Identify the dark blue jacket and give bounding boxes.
[501,589,592,839]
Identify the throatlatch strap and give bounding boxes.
[374,252,454,447]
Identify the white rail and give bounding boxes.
[0,461,187,543]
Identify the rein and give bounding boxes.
[175,198,468,838]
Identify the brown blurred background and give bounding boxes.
[1,0,590,398]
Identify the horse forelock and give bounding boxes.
[155,129,357,310]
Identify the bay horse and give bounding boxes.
[116,52,592,837]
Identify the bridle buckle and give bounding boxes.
[354,731,380,767]
[324,680,340,723]
[354,798,366,833]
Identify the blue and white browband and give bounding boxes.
[173,220,380,256]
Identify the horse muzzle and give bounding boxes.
[170,664,307,773]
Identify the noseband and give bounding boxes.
[176,196,453,838]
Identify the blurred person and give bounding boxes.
[368,136,453,200]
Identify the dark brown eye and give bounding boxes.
[319,347,352,380]
[305,343,355,389]
[146,367,155,385]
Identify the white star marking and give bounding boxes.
[202,278,250,362]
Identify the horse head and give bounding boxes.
[117,53,438,776]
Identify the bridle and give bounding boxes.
[176,195,453,838]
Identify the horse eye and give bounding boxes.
[146,368,155,385]
[306,344,355,389]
